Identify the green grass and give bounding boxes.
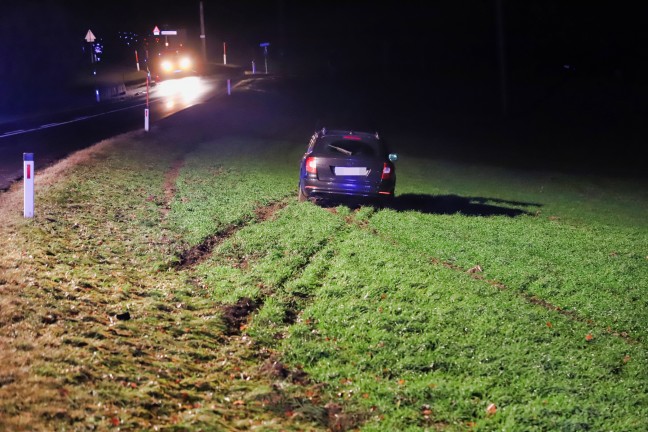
[1,96,646,431]
[170,141,648,430]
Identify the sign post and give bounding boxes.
[85,30,99,101]
[199,1,207,63]
[260,42,270,74]
[223,42,227,65]
[85,29,96,62]
[23,153,34,218]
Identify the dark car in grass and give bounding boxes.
[298,128,398,204]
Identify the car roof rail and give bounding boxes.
[320,127,327,136]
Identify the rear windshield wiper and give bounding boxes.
[328,144,353,155]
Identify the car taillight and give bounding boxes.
[305,156,317,174]
[381,162,393,180]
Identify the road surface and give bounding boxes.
[0,75,233,191]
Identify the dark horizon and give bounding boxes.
[1,1,646,176]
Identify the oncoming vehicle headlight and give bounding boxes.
[161,60,173,72]
[179,57,191,70]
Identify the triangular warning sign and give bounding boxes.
[153,26,160,36]
[85,29,96,43]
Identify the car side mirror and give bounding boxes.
[388,153,398,162]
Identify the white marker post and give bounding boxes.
[223,42,227,65]
[135,49,140,71]
[144,72,150,131]
[227,79,231,95]
[23,153,34,218]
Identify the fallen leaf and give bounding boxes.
[233,400,245,405]
[397,379,406,385]
[546,321,552,328]
[623,355,631,363]
[585,333,593,341]
[467,265,483,274]
[110,417,120,426]
[486,403,497,415]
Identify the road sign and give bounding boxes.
[260,42,270,47]
[153,26,160,36]
[161,30,177,35]
[85,29,96,43]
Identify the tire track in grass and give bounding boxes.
[199,202,365,431]
[161,156,186,218]
[158,151,370,428]
[248,220,366,431]
[343,205,638,345]
[173,199,290,269]
[215,257,362,431]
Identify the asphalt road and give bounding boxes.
[0,75,232,191]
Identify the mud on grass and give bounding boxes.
[0,135,341,431]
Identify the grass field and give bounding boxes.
[0,81,647,431]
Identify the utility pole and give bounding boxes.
[199,1,207,63]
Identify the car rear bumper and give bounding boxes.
[301,178,395,200]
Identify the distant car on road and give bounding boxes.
[298,128,397,204]
[152,49,197,82]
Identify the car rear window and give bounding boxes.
[315,139,382,157]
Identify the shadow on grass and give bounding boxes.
[316,193,541,217]
[390,194,541,217]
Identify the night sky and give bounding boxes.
[2,1,646,103]
[1,1,646,173]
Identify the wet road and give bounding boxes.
[0,75,227,191]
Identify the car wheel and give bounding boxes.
[298,185,307,202]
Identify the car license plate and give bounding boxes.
[334,167,367,176]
